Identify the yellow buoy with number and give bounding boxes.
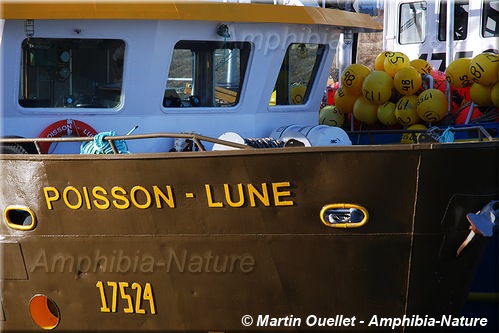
[341,63,371,95]
[334,86,359,113]
[384,52,410,77]
[401,124,428,144]
[469,53,499,86]
[353,96,379,125]
[470,83,493,106]
[394,66,422,95]
[394,95,420,126]
[410,59,432,75]
[377,102,397,126]
[290,85,307,104]
[319,105,344,127]
[375,51,394,71]
[445,58,472,88]
[362,70,394,105]
[416,89,448,122]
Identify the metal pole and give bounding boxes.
[445,0,455,114]
[382,0,390,51]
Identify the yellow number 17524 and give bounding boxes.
[96,281,156,314]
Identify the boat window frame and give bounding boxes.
[437,0,470,41]
[397,1,428,45]
[16,37,127,114]
[482,0,499,38]
[161,40,252,112]
[268,43,327,110]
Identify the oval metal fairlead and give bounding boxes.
[4,205,37,230]
[320,203,369,228]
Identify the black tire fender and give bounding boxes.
[0,136,37,154]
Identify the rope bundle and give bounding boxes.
[80,131,130,154]
[425,126,455,143]
[438,127,455,143]
[243,138,284,148]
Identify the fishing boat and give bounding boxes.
[0,0,498,331]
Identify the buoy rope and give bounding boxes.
[427,126,455,143]
[80,131,130,154]
[439,127,455,143]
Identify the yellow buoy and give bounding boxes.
[394,95,420,126]
[319,105,344,127]
[384,52,410,77]
[416,89,448,122]
[469,52,499,86]
[290,85,307,104]
[375,51,394,71]
[470,83,493,106]
[334,86,359,113]
[341,63,371,95]
[401,124,428,144]
[491,81,499,107]
[377,101,398,126]
[353,96,379,125]
[362,70,394,105]
[269,90,276,106]
[394,66,423,95]
[445,58,472,88]
[410,59,432,75]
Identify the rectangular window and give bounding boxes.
[270,43,325,106]
[438,0,469,41]
[19,38,124,108]
[164,41,250,108]
[482,0,499,37]
[398,2,427,45]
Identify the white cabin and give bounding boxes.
[0,1,381,153]
[383,0,498,71]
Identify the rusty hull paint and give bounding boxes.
[1,142,498,331]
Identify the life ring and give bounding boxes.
[38,119,98,153]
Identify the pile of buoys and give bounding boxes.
[319,50,499,130]
[446,52,499,123]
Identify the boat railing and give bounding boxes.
[0,125,496,155]
[347,125,496,145]
[0,132,252,155]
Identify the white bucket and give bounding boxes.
[270,124,351,146]
[305,125,351,146]
[269,124,304,139]
[212,132,245,151]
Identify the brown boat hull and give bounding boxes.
[1,142,498,331]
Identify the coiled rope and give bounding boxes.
[426,126,455,143]
[439,127,455,143]
[80,131,130,154]
[243,138,285,148]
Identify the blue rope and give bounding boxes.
[439,127,455,143]
[80,131,130,154]
[425,126,455,143]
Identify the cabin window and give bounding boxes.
[398,2,427,44]
[438,0,469,41]
[19,38,125,109]
[482,0,499,37]
[164,41,250,108]
[270,43,325,106]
